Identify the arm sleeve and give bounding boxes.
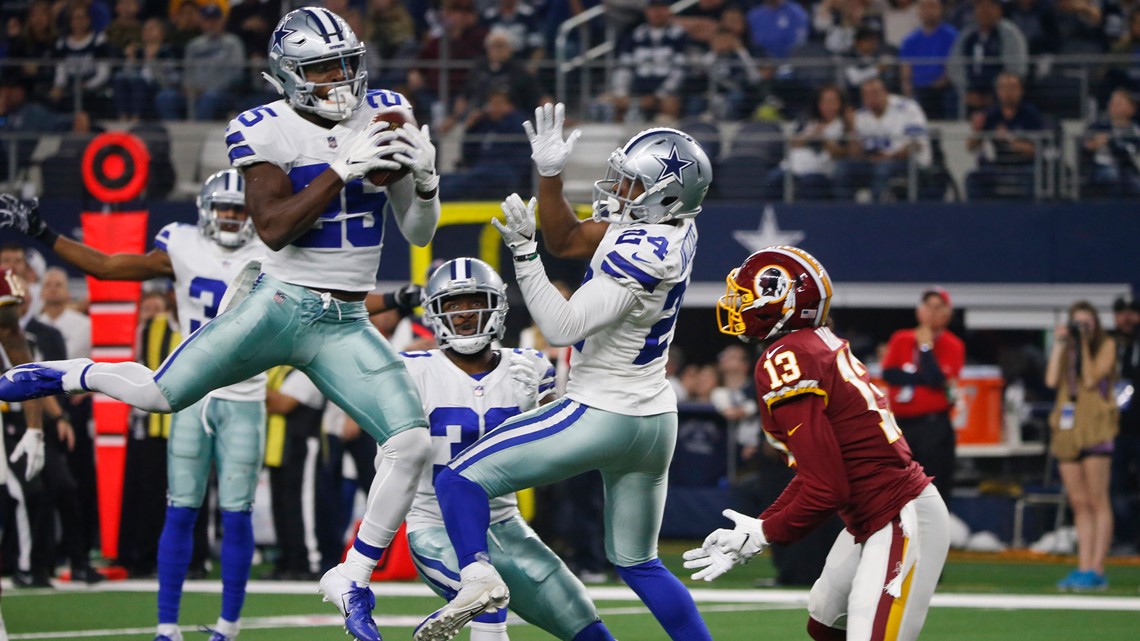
[757,395,850,545]
[916,348,947,387]
[513,256,638,347]
[385,175,440,247]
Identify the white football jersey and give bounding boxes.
[224,90,416,292]
[154,223,268,401]
[403,348,556,533]
[566,218,697,416]
[854,94,931,168]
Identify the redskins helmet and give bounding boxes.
[717,246,833,340]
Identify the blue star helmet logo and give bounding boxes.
[654,144,695,186]
[271,24,296,54]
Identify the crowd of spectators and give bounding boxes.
[0,0,1137,202]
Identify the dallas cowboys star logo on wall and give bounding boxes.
[271,25,296,53]
[654,144,694,186]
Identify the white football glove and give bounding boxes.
[681,509,767,582]
[492,193,538,257]
[390,123,439,194]
[9,427,44,481]
[508,351,541,412]
[523,103,582,177]
[328,123,402,183]
[682,540,739,582]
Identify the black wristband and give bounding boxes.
[382,292,398,311]
[513,252,539,263]
[35,226,59,247]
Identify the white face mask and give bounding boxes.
[313,84,360,121]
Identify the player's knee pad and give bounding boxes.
[807,617,846,641]
[381,427,431,471]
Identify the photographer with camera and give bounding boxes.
[1046,300,1118,591]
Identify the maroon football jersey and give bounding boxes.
[0,269,25,307]
[755,326,931,545]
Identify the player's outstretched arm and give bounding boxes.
[0,194,172,280]
[525,103,607,259]
[0,303,46,480]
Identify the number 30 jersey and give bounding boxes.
[754,326,930,544]
[154,223,268,401]
[401,348,555,533]
[566,219,697,416]
[224,90,415,293]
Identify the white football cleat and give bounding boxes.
[319,566,381,641]
[414,561,509,641]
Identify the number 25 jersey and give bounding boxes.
[224,90,415,293]
[755,326,931,544]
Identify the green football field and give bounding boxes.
[6,544,1139,640]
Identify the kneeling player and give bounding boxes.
[404,258,615,641]
[684,246,949,641]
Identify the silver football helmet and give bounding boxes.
[197,169,253,248]
[592,127,713,225]
[423,258,508,355]
[264,7,367,121]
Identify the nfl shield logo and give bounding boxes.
[327,136,338,149]
[474,386,484,397]
[273,291,286,304]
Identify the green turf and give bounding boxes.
[6,546,1140,640]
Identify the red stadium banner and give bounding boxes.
[82,211,147,561]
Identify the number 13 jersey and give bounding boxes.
[154,223,268,401]
[224,90,415,293]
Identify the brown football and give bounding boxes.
[366,110,414,187]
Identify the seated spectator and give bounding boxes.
[965,71,1045,200]
[1004,0,1059,56]
[1081,88,1140,198]
[366,0,419,87]
[815,0,882,55]
[883,0,920,48]
[113,17,180,121]
[439,27,547,134]
[104,0,143,53]
[0,76,70,182]
[610,0,687,123]
[1102,11,1140,101]
[8,1,60,96]
[439,88,531,200]
[675,0,732,49]
[481,0,546,66]
[49,3,114,118]
[899,0,958,119]
[835,77,931,201]
[947,0,1028,114]
[1052,0,1107,54]
[166,0,201,57]
[842,25,898,104]
[407,0,488,127]
[178,4,245,120]
[748,0,809,58]
[763,84,854,200]
[692,26,764,119]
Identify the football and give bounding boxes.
[366,110,414,187]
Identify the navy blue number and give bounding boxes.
[293,180,386,248]
[634,279,688,365]
[187,276,228,333]
[237,106,278,127]
[616,228,668,259]
[366,89,404,109]
[429,406,518,480]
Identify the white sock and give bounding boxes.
[155,623,182,641]
[213,617,239,639]
[469,621,508,641]
[340,547,379,585]
[75,361,172,411]
[356,429,430,551]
